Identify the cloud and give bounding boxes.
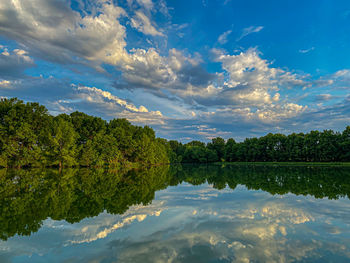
[1,0,349,142]
[0,80,12,88]
[315,94,333,102]
[196,48,307,109]
[0,75,72,103]
[237,26,264,41]
[115,46,307,124]
[0,46,35,78]
[130,11,164,36]
[289,96,350,131]
[54,85,166,125]
[202,103,307,124]
[114,46,310,139]
[0,75,166,125]
[218,29,232,44]
[327,69,350,90]
[115,48,214,94]
[299,47,315,54]
[183,124,231,140]
[136,0,154,11]
[0,0,128,66]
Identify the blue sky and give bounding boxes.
[1,0,350,141]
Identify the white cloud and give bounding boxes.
[61,85,166,125]
[0,0,128,66]
[75,85,149,113]
[237,26,264,41]
[136,0,154,11]
[218,29,232,44]
[117,48,207,92]
[0,80,12,88]
[197,103,307,125]
[299,47,315,54]
[315,94,333,101]
[205,48,306,110]
[0,46,35,78]
[130,11,164,36]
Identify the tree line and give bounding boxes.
[1,98,350,168]
[173,128,350,163]
[0,98,172,168]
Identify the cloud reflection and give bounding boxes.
[0,183,349,263]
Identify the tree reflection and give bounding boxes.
[1,164,350,240]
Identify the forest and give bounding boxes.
[1,98,350,168]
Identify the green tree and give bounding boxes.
[0,98,50,168]
[207,137,226,161]
[47,116,78,168]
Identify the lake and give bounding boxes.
[0,164,350,262]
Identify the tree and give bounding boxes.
[207,137,226,161]
[79,131,123,167]
[340,126,350,161]
[0,98,50,168]
[47,116,78,168]
[225,138,236,162]
[108,118,136,160]
[70,111,106,145]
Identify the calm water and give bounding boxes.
[0,164,350,262]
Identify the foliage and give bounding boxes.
[0,98,170,168]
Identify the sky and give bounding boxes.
[1,0,350,141]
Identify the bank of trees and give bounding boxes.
[0,98,171,168]
[169,128,350,163]
[1,98,350,168]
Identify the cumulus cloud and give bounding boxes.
[203,48,305,107]
[176,48,308,125]
[115,46,307,126]
[0,0,128,66]
[0,0,306,129]
[237,26,264,41]
[115,47,214,94]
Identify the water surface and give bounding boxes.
[0,164,350,262]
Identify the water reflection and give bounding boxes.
[0,164,350,262]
